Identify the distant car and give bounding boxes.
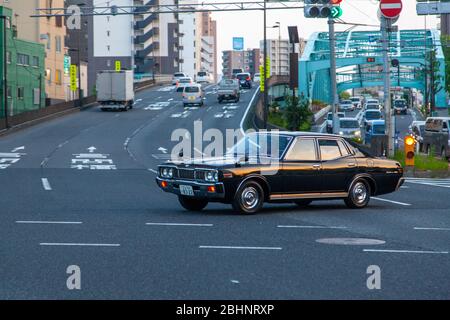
[232,68,244,79]
[338,118,362,142]
[366,98,379,105]
[365,103,382,112]
[156,132,405,214]
[365,120,385,145]
[172,72,188,85]
[253,73,261,83]
[394,99,408,115]
[339,100,354,112]
[183,84,204,107]
[217,79,240,103]
[363,110,383,127]
[422,117,450,159]
[350,96,362,109]
[176,77,193,92]
[196,71,212,83]
[326,112,345,133]
[236,73,252,89]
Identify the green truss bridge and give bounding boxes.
[299,29,447,108]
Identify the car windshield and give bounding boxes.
[197,72,206,76]
[341,100,352,105]
[340,120,359,128]
[394,100,406,107]
[366,111,381,120]
[227,134,292,159]
[174,73,184,77]
[184,86,199,93]
[220,80,236,87]
[350,98,359,102]
[179,78,191,83]
[373,124,385,134]
[366,104,378,109]
[236,74,249,80]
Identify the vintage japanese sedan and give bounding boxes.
[156,132,404,214]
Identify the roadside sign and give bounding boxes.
[260,65,265,92]
[70,65,77,91]
[115,60,121,72]
[232,37,244,51]
[417,2,450,15]
[265,57,270,79]
[380,0,402,19]
[64,56,71,75]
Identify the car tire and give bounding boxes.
[344,179,371,209]
[294,199,312,207]
[178,196,208,212]
[232,180,264,214]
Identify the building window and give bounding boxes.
[55,15,63,27]
[7,86,12,98]
[46,33,51,50]
[55,36,62,53]
[55,70,62,85]
[32,56,39,67]
[6,51,11,64]
[17,53,30,66]
[17,87,24,100]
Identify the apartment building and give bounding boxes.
[222,48,261,79]
[4,0,68,103]
[260,39,290,76]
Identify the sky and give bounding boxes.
[210,0,439,59]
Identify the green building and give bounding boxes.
[0,6,45,120]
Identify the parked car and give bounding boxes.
[156,132,404,214]
[253,73,261,83]
[326,112,345,133]
[350,96,362,109]
[422,117,450,159]
[393,99,408,115]
[176,77,193,92]
[172,72,188,85]
[408,120,426,151]
[338,118,362,141]
[196,71,212,83]
[339,100,354,112]
[183,84,205,107]
[365,120,385,145]
[217,79,240,103]
[236,72,252,89]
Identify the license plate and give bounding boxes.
[189,96,195,100]
[180,185,194,196]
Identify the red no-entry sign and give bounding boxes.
[380,0,403,19]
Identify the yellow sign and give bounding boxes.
[265,57,271,79]
[259,65,265,92]
[115,61,121,72]
[70,65,77,91]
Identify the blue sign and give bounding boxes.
[233,37,244,51]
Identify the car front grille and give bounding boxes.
[178,169,195,180]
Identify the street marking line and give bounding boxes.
[146,223,213,227]
[363,249,448,254]
[148,169,158,174]
[240,87,260,135]
[199,246,282,250]
[372,197,411,206]
[40,243,120,247]
[414,227,450,231]
[41,178,52,191]
[278,225,347,229]
[16,221,82,225]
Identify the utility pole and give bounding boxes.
[328,17,339,134]
[381,16,394,157]
[263,0,268,129]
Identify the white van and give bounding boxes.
[196,71,212,83]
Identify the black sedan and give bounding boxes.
[156,132,404,214]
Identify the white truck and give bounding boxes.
[96,70,134,111]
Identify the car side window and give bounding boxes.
[318,139,342,161]
[284,138,317,161]
[337,140,351,157]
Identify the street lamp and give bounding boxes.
[1,15,9,128]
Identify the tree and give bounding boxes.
[339,91,351,100]
[284,96,313,131]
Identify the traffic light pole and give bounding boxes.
[328,17,339,134]
[381,16,394,157]
[263,0,268,130]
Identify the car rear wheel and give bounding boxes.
[178,196,208,212]
[294,199,312,207]
[344,179,371,209]
[232,181,264,214]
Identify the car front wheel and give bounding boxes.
[232,181,264,214]
[178,196,208,211]
[344,180,371,209]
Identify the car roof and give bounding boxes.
[340,117,359,121]
[367,119,385,125]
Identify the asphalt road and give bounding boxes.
[0,85,449,299]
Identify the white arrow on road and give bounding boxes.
[158,147,168,154]
[11,146,25,152]
[87,146,97,153]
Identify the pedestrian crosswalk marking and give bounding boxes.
[405,178,450,188]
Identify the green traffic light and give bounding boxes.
[331,6,343,19]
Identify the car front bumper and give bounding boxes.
[183,97,203,104]
[156,177,226,199]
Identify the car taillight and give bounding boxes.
[246,77,251,81]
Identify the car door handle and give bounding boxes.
[312,164,321,170]
[348,162,357,167]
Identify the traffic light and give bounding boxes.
[367,57,376,63]
[304,0,343,19]
[404,135,416,166]
[392,59,399,68]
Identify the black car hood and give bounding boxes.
[169,156,275,169]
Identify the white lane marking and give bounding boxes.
[414,227,450,231]
[199,246,282,250]
[135,99,143,103]
[168,98,174,102]
[16,221,82,225]
[207,107,212,111]
[400,186,409,189]
[363,249,448,254]
[40,243,120,247]
[41,178,52,191]
[146,223,213,227]
[148,169,157,174]
[278,225,347,229]
[372,197,411,206]
[11,146,25,152]
[231,280,240,284]
[0,152,26,169]
[158,147,168,154]
[240,87,260,135]
[124,138,131,147]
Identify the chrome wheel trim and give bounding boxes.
[241,186,259,210]
[352,182,368,205]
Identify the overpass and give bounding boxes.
[299,29,447,108]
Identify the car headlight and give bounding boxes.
[355,130,361,137]
[160,167,174,178]
[339,131,344,135]
[205,170,219,182]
